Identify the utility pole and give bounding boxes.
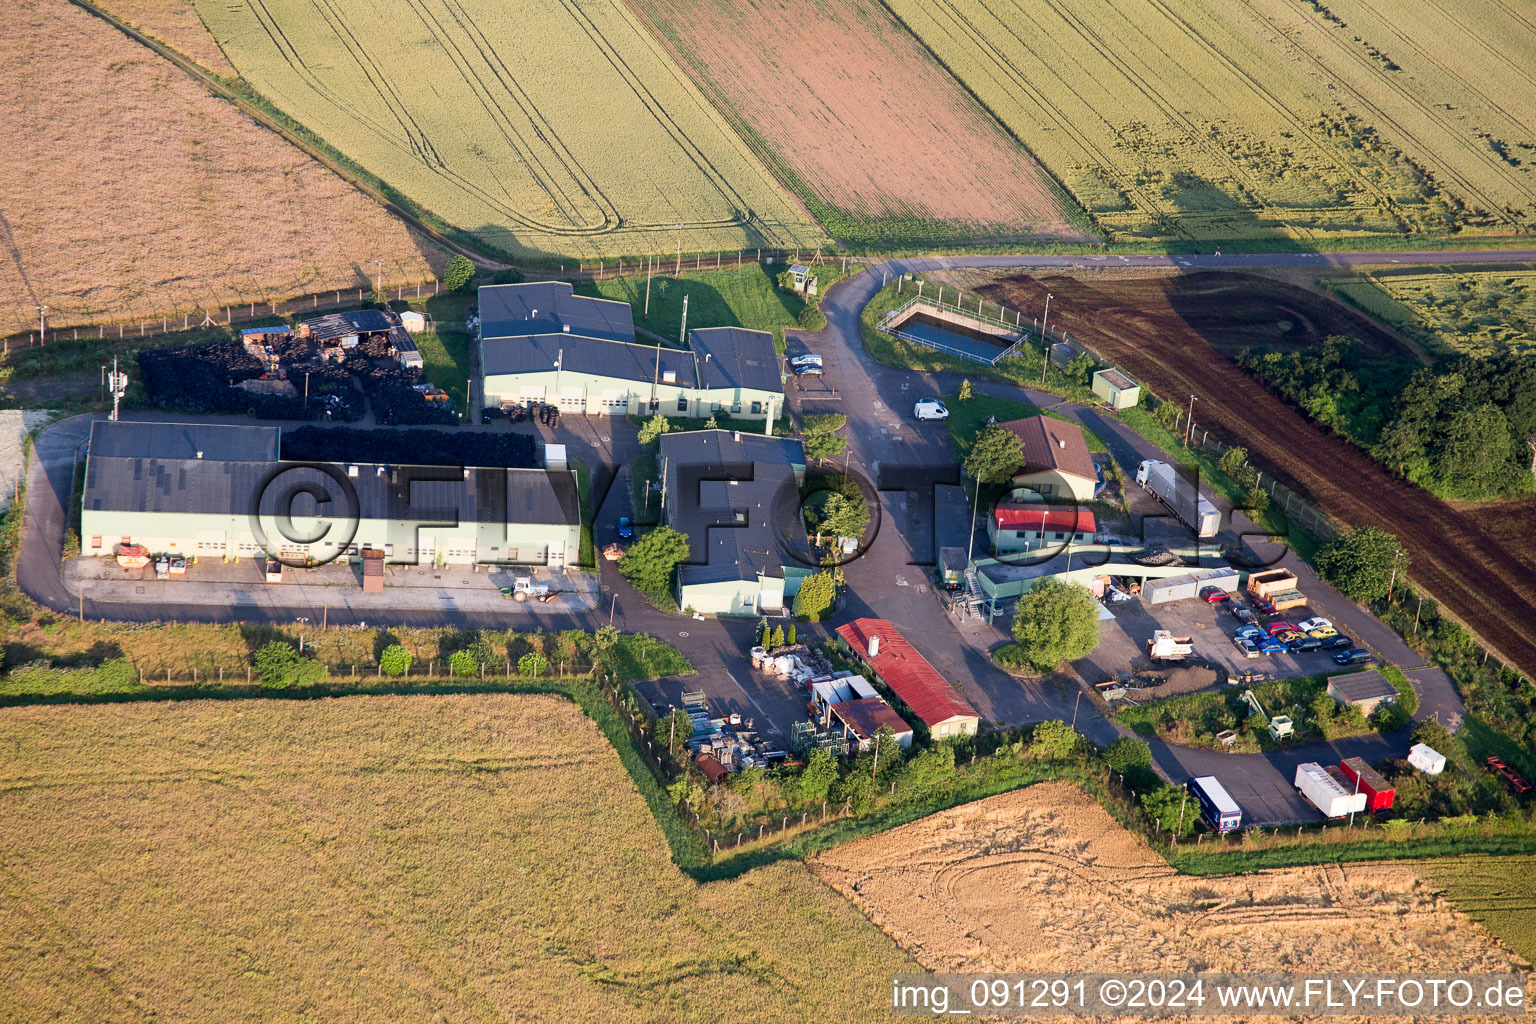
[609,593,617,627]
[675,224,682,276]
[372,259,385,295]
[1387,549,1406,603]
[1071,688,1082,731]
[303,371,311,415]
[555,348,563,398]
[108,356,128,421]
[1039,293,1053,384]
[1183,394,1198,447]
[644,255,653,317]
[36,305,47,348]
[965,473,981,566]
[1176,788,1187,836]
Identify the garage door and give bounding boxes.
[196,530,225,555]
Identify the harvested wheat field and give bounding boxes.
[93,0,234,74]
[813,784,1528,994]
[0,0,441,337]
[0,694,914,1023]
[624,0,1090,247]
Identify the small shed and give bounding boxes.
[1408,742,1446,775]
[787,264,818,296]
[400,310,427,333]
[1327,669,1399,717]
[1092,367,1140,410]
[938,546,967,587]
[361,549,385,593]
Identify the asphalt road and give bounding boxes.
[17,247,1492,825]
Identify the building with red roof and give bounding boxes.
[833,618,980,738]
[988,504,1096,555]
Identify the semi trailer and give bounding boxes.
[1136,460,1220,538]
[1187,775,1242,833]
[1294,762,1367,817]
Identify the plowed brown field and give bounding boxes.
[623,0,1087,241]
[978,271,1536,679]
[813,784,1529,1017]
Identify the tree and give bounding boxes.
[378,644,412,677]
[442,254,476,292]
[1028,719,1083,760]
[819,491,869,542]
[1315,525,1403,603]
[253,640,299,688]
[1412,718,1453,752]
[638,413,672,448]
[1140,783,1197,838]
[517,651,549,676]
[957,378,973,401]
[1103,735,1152,775]
[793,571,837,621]
[801,412,846,435]
[964,423,1024,484]
[449,649,478,676]
[1218,445,1249,479]
[591,624,619,667]
[1067,352,1095,386]
[1009,578,1101,671]
[784,624,797,646]
[767,625,785,649]
[803,432,846,462]
[664,707,693,753]
[1431,403,1517,495]
[618,525,690,597]
[1242,482,1271,517]
[897,744,956,796]
[796,748,839,804]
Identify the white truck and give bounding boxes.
[1147,630,1195,662]
[1294,762,1367,817]
[1136,460,1220,538]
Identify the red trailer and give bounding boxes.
[1339,756,1395,812]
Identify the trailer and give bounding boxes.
[1146,630,1195,662]
[1135,460,1220,538]
[1187,776,1242,833]
[1294,762,1366,817]
[1145,567,1239,605]
[1247,569,1299,599]
[1339,756,1395,811]
[1408,742,1446,776]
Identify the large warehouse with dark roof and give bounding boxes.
[478,282,784,422]
[80,420,580,567]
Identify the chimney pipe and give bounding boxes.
[868,635,880,659]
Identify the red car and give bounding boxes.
[1252,596,1278,615]
[1199,586,1231,604]
[1267,621,1300,635]
[1485,756,1533,795]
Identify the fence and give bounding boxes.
[2,278,445,353]
[876,296,1029,367]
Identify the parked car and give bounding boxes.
[1322,634,1354,650]
[1200,586,1231,604]
[1332,647,1373,666]
[1297,617,1333,633]
[1273,630,1304,646]
[1267,622,1300,635]
[914,398,949,421]
[1252,596,1278,616]
[1229,605,1257,625]
[617,516,635,541]
[788,353,822,369]
[1289,636,1324,652]
[1257,637,1287,655]
[1235,625,1265,641]
[1306,626,1339,639]
[1232,636,1260,659]
[793,363,824,376]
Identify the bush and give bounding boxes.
[1140,783,1198,837]
[442,254,476,292]
[252,640,324,689]
[1103,736,1153,774]
[792,571,837,621]
[517,652,549,676]
[379,644,412,677]
[1373,701,1411,733]
[96,657,137,689]
[449,649,478,676]
[618,525,690,600]
[1028,719,1082,760]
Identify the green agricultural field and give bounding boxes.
[884,0,1536,243]
[1332,268,1536,357]
[193,0,823,261]
[1423,855,1536,966]
[576,263,809,346]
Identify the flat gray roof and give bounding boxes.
[479,281,635,344]
[690,327,782,395]
[89,420,280,464]
[1328,669,1398,703]
[482,334,698,388]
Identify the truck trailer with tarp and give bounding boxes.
[1187,775,1242,833]
[1136,460,1220,538]
[1339,757,1395,812]
[1295,762,1367,817]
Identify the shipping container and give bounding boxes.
[1247,569,1300,599]
[1294,762,1367,817]
[1136,460,1220,538]
[1145,567,1239,605]
[1408,743,1446,776]
[1188,776,1242,833]
[1339,757,1395,811]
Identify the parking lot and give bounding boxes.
[1076,588,1363,687]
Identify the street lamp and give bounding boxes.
[1386,549,1406,604]
[295,616,310,651]
[1183,394,1199,447]
[36,305,47,347]
[1039,293,1054,385]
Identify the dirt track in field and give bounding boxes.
[813,784,1527,1016]
[623,0,1087,238]
[978,271,1536,679]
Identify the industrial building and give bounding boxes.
[997,416,1098,502]
[299,309,422,370]
[988,505,1096,555]
[834,618,979,739]
[478,282,784,421]
[809,675,914,751]
[79,420,580,568]
[1091,367,1140,409]
[659,429,813,615]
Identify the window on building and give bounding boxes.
[750,401,762,415]
[90,536,101,549]
[676,395,688,412]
